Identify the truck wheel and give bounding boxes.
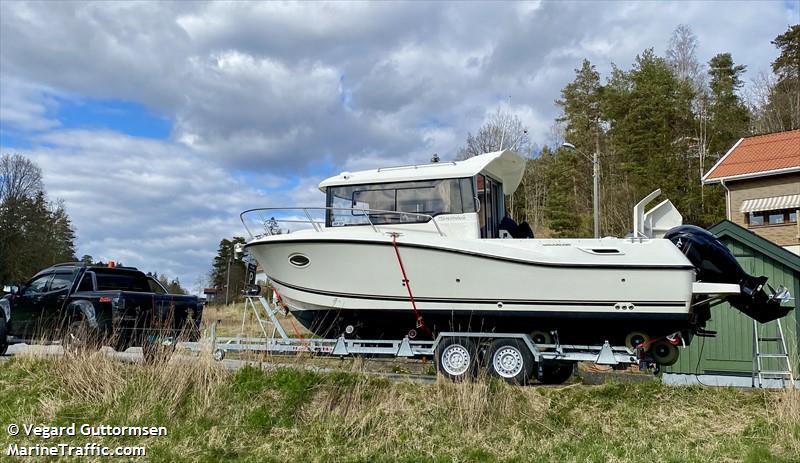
[487,338,535,385]
[62,320,98,355]
[0,317,8,356]
[434,337,477,382]
[537,361,574,385]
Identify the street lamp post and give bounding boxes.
[562,142,600,239]
[225,255,232,305]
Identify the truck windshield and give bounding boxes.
[326,178,475,227]
[94,271,150,292]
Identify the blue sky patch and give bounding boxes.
[52,97,172,140]
[0,128,34,149]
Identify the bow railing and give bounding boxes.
[240,207,445,239]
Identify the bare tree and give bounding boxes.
[667,25,703,88]
[457,108,531,160]
[747,72,788,133]
[0,154,43,206]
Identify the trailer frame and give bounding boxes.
[181,296,646,376]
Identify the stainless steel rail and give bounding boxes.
[240,207,445,238]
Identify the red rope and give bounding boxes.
[390,234,431,336]
[272,288,304,339]
[636,332,682,352]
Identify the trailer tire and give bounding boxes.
[650,340,679,366]
[537,361,574,385]
[530,330,552,345]
[487,338,534,385]
[625,331,651,352]
[0,316,8,356]
[435,337,477,382]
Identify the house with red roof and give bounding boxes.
[703,129,800,254]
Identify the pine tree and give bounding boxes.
[0,154,76,283]
[210,237,247,304]
[767,24,800,130]
[553,59,604,235]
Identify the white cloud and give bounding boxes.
[1,1,795,288]
[17,130,290,290]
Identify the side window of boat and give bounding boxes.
[353,188,395,214]
[328,179,474,227]
[460,177,476,213]
[476,174,503,238]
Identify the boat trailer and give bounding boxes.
[181,296,651,384]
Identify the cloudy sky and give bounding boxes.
[1,1,797,291]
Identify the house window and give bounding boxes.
[747,209,798,227]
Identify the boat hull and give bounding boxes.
[247,234,696,344]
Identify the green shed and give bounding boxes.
[664,220,800,387]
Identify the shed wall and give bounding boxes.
[667,237,799,375]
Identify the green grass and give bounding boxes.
[0,353,798,462]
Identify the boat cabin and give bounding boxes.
[318,150,526,239]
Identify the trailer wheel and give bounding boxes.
[650,340,679,366]
[435,337,477,381]
[213,348,225,362]
[537,361,574,385]
[0,316,8,356]
[487,338,534,385]
[625,331,651,351]
[530,330,552,345]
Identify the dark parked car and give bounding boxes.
[0,263,203,356]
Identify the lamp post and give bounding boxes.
[225,255,232,305]
[562,142,600,239]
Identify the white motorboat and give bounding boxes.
[241,150,791,364]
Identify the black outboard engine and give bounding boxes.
[664,225,792,323]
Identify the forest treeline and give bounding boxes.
[460,24,799,238]
[0,155,188,290]
[0,154,76,284]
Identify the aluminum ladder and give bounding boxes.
[752,319,795,389]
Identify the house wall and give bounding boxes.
[726,172,800,248]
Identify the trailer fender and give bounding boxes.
[0,299,10,322]
[67,300,98,328]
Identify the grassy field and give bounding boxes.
[1,351,799,462]
[202,302,314,338]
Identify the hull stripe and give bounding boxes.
[270,277,688,308]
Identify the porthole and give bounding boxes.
[288,254,310,268]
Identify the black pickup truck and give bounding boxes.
[0,263,203,355]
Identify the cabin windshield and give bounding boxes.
[326,178,475,227]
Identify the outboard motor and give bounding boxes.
[665,225,792,323]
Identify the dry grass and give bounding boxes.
[203,302,313,338]
[0,349,798,462]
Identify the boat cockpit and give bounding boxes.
[319,150,526,239]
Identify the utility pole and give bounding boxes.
[593,131,601,239]
[225,255,232,305]
[562,140,601,238]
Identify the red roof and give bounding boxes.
[703,130,800,183]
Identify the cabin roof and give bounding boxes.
[318,149,526,195]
